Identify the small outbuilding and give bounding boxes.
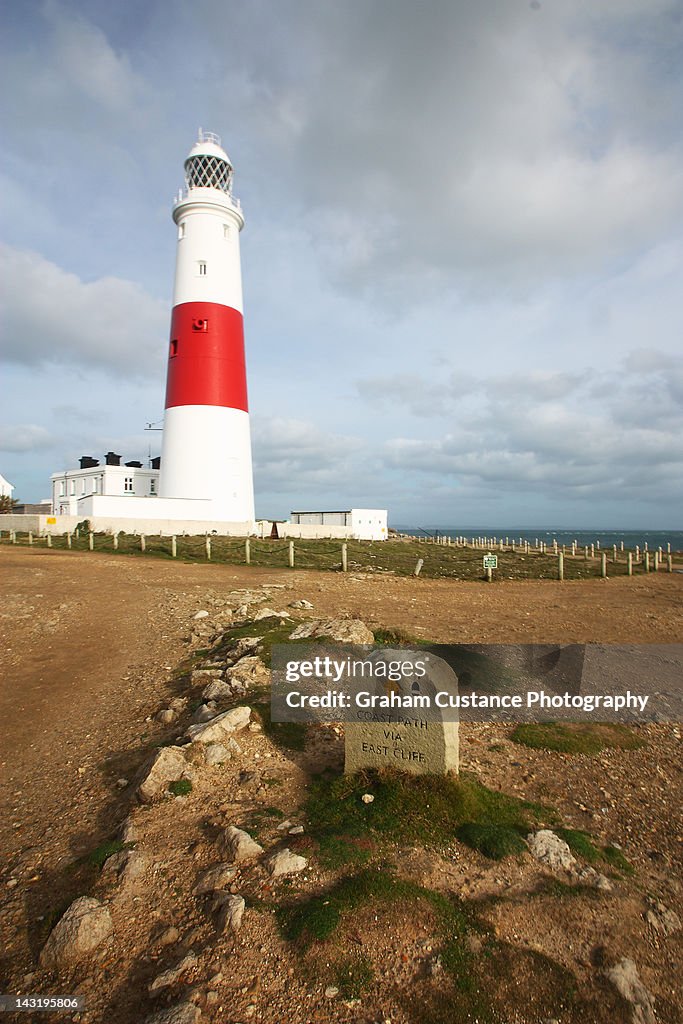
[290,509,387,541]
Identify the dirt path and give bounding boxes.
[1,546,682,1004]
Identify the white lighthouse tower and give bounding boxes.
[159,130,255,522]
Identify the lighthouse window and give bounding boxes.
[150,479,157,494]
[170,339,178,357]
[178,222,185,240]
[198,261,207,276]
[223,224,230,239]
[124,477,134,493]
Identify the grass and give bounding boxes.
[549,829,634,875]
[252,699,308,751]
[81,839,132,870]
[5,530,660,581]
[510,722,646,755]
[602,845,634,875]
[455,823,527,860]
[333,955,374,999]
[304,768,551,862]
[168,778,193,796]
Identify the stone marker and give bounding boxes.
[344,650,459,776]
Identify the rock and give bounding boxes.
[215,893,245,933]
[289,599,313,609]
[193,610,209,620]
[40,897,113,967]
[254,607,290,621]
[527,830,576,872]
[227,657,270,688]
[192,667,223,679]
[324,986,339,998]
[276,820,293,832]
[149,953,198,994]
[645,901,682,935]
[288,825,304,835]
[219,826,264,862]
[185,706,251,745]
[361,794,375,804]
[119,816,138,843]
[289,618,374,644]
[142,1002,202,1024]
[576,866,613,892]
[158,926,179,946]
[116,777,129,789]
[192,701,217,724]
[266,848,308,877]
[204,743,231,766]
[202,680,232,702]
[605,958,656,1024]
[137,747,192,804]
[102,849,146,885]
[170,697,188,713]
[194,863,238,895]
[229,637,262,660]
[156,709,176,725]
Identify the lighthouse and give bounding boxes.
[158,130,255,522]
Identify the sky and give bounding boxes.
[1,0,682,528]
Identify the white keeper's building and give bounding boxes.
[52,453,159,516]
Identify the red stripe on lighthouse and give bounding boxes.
[164,302,248,411]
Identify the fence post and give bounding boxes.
[601,552,607,578]
[654,551,660,571]
[667,555,673,573]
[66,532,71,549]
[205,536,211,560]
[245,538,250,565]
[288,540,294,568]
[414,558,424,577]
[627,552,633,576]
[644,552,650,573]
[46,533,52,547]
[28,532,33,546]
[140,534,146,553]
[341,543,348,572]
[171,535,177,558]
[613,544,617,562]
[89,532,94,551]
[113,532,118,550]
[558,551,564,581]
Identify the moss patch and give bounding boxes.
[455,823,527,860]
[304,768,550,860]
[510,722,645,755]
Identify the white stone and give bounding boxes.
[254,607,290,620]
[137,747,192,804]
[202,679,232,702]
[527,830,576,872]
[193,610,209,620]
[148,954,198,993]
[227,656,269,687]
[204,743,231,765]
[605,958,656,1024]
[219,825,264,862]
[40,897,113,966]
[361,794,374,804]
[215,893,245,932]
[289,618,374,644]
[185,706,251,745]
[267,848,308,877]
[194,863,238,895]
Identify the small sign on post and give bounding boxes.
[483,552,497,582]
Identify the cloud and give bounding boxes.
[0,243,167,377]
[381,350,683,503]
[252,417,366,493]
[0,424,54,453]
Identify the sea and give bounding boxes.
[395,528,683,552]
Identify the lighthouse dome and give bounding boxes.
[184,130,234,194]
